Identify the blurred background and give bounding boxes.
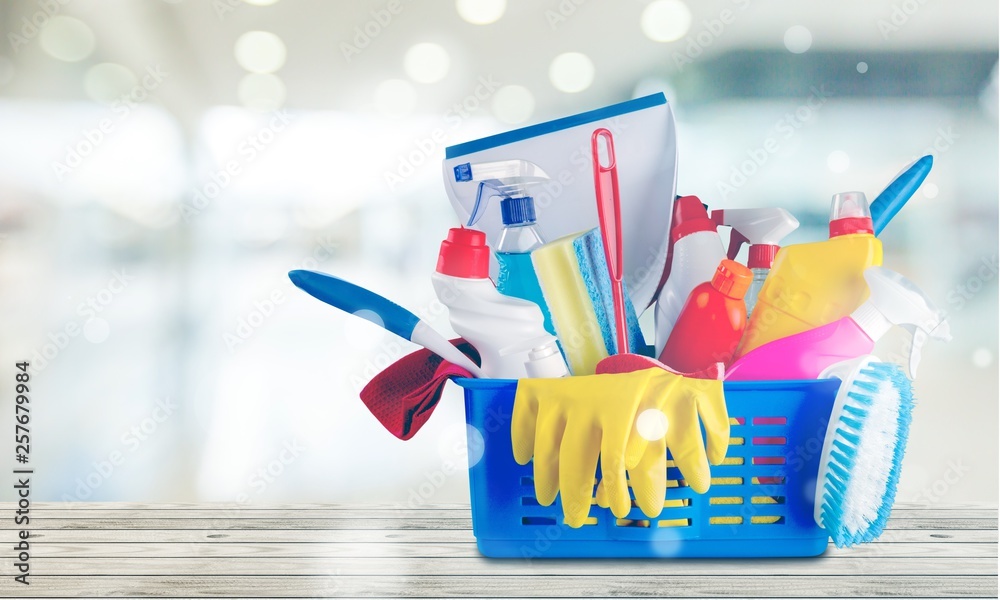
[0,0,996,505]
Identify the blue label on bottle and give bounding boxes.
[454,163,473,182]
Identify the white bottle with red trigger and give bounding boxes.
[431,227,564,379]
[654,196,726,356]
[711,207,800,315]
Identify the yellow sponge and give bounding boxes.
[531,230,608,375]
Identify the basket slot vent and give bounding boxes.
[520,497,540,506]
[615,519,651,528]
[729,436,745,445]
[657,518,691,528]
[752,496,786,505]
[720,457,745,466]
[710,477,743,486]
[751,516,786,525]
[521,516,556,526]
[520,477,533,486]
[751,456,785,465]
[729,417,746,425]
[666,479,688,488]
[709,496,744,505]
[709,516,743,525]
[752,436,787,445]
[752,416,787,425]
[752,476,785,485]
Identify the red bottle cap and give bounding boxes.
[436,227,490,278]
[829,217,874,237]
[747,244,779,269]
[711,259,752,299]
[829,191,874,237]
[670,195,717,243]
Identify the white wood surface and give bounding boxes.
[0,502,995,598]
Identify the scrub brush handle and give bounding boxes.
[591,128,628,355]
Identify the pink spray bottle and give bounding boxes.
[725,266,951,381]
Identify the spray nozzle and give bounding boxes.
[711,208,800,268]
[455,159,550,227]
[852,266,951,378]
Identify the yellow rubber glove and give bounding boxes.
[596,374,728,518]
[512,370,653,527]
[511,368,728,527]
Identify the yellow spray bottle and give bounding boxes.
[733,191,882,360]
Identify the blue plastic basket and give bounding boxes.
[455,377,840,558]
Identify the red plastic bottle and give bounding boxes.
[658,259,752,374]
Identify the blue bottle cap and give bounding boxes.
[500,197,536,225]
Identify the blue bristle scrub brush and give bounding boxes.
[815,355,915,548]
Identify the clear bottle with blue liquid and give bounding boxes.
[495,197,555,335]
[457,160,556,336]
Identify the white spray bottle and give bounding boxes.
[654,195,726,356]
[711,207,800,315]
[431,227,564,379]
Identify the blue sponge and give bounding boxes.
[574,228,647,356]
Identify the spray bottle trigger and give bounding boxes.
[902,317,950,378]
[903,325,926,379]
[466,180,503,227]
[710,209,748,261]
[728,230,749,261]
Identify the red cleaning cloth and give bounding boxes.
[359,339,480,440]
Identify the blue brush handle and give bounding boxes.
[871,155,933,236]
[288,270,420,340]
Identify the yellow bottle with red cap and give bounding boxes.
[733,192,883,360]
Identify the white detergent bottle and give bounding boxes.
[711,207,800,315]
[654,196,726,355]
[431,227,563,379]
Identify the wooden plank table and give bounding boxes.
[1,502,995,598]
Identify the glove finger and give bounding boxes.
[532,406,566,506]
[694,378,730,465]
[624,404,658,469]
[667,395,712,494]
[624,424,650,469]
[511,384,540,465]
[600,422,634,519]
[595,479,609,508]
[559,420,601,528]
[626,370,679,467]
[629,436,667,519]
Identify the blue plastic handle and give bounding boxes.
[871,155,933,236]
[288,270,420,340]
